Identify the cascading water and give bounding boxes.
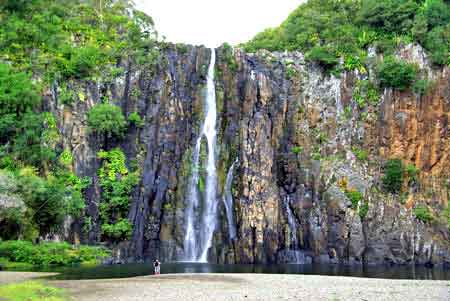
[284,196,301,263]
[183,139,201,261]
[223,159,237,240]
[183,49,218,262]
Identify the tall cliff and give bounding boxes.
[46,43,450,266]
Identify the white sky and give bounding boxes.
[135,0,304,47]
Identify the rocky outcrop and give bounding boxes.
[46,43,450,266]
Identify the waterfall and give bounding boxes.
[284,196,301,263]
[183,48,218,262]
[183,139,201,261]
[223,159,237,240]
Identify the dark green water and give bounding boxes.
[11,262,450,281]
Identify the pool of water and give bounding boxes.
[10,262,450,281]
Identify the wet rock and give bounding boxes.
[45,43,450,266]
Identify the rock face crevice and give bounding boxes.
[47,44,450,266]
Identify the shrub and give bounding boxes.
[101,219,133,241]
[291,146,303,154]
[382,159,404,193]
[442,206,450,231]
[423,25,450,65]
[220,43,238,72]
[354,80,380,105]
[345,189,364,209]
[352,147,368,161]
[62,46,105,79]
[377,57,418,90]
[405,163,420,182]
[58,149,73,167]
[412,79,431,95]
[414,205,433,223]
[359,201,369,219]
[0,208,24,241]
[98,148,138,241]
[128,112,144,128]
[0,241,110,266]
[305,46,340,69]
[286,66,298,79]
[87,103,127,139]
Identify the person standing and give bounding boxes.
[153,259,161,275]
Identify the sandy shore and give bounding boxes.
[0,272,448,301]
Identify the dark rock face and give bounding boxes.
[47,44,450,266]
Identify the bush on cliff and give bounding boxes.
[305,46,340,69]
[414,205,433,223]
[382,159,404,193]
[377,57,418,90]
[97,149,138,242]
[87,103,127,139]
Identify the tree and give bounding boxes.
[18,169,67,236]
[423,0,450,28]
[0,64,39,116]
[17,167,87,237]
[358,0,418,34]
[87,103,126,144]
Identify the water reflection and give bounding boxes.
[15,262,450,281]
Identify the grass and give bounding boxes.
[0,281,66,301]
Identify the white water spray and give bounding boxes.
[184,49,218,262]
[223,159,238,240]
[284,196,301,263]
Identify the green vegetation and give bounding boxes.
[220,42,238,72]
[381,159,421,193]
[405,163,420,184]
[352,146,368,161]
[245,0,450,71]
[339,178,369,219]
[0,168,90,240]
[0,281,66,301]
[87,103,127,139]
[359,201,369,219]
[291,146,303,155]
[353,79,380,108]
[382,159,404,193]
[285,65,298,79]
[442,206,450,231]
[0,240,109,266]
[412,79,431,95]
[345,189,364,210]
[0,0,157,245]
[0,0,158,82]
[305,46,339,69]
[377,56,418,90]
[128,112,144,128]
[414,205,433,222]
[98,148,138,241]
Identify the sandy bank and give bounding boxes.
[0,272,448,300]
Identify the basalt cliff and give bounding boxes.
[47,43,450,266]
